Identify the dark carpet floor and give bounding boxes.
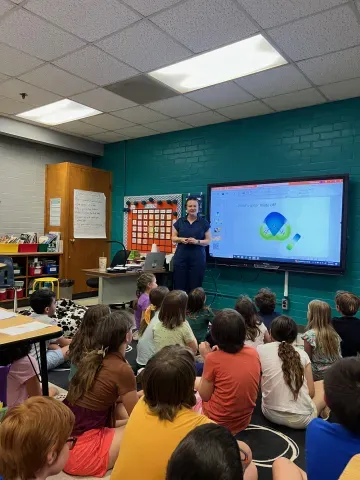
[49,341,306,480]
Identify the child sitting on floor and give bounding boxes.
[134,272,157,337]
[136,286,169,370]
[111,345,256,480]
[186,287,214,344]
[64,311,138,478]
[198,308,261,435]
[254,288,281,330]
[306,358,360,480]
[68,304,111,381]
[332,291,360,357]
[235,295,271,348]
[302,300,341,380]
[258,315,327,429]
[30,289,71,371]
[153,290,198,354]
[0,397,75,480]
[0,342,58,409]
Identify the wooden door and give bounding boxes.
[67,164,111,294]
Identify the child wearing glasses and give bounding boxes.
[0,397,75,480]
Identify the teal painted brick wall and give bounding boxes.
[94,98,360,325]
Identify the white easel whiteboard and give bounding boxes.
[74,189,106,239]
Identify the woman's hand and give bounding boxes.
[181,237,189,244]
[199,341,212,359]
[187,237,198,244]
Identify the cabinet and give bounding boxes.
[45,163,112,294]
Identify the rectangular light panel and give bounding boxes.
[16,99,102,126]
[149,34,287,93]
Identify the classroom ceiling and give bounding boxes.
[1,0,360,143]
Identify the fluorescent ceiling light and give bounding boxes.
[149,34,287,93]
[16,99,102,126]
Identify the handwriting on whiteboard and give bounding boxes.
[74,189,106,239]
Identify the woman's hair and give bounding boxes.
[254,288,276,314]
[0,397,74,480]
[142,345,196,421]
[270,315,304,400]
[187,287,206,314]
[211,309,246,354]
[185,196,199,208]
[235,295,262,342]
[67,311,134,404]
[335,291,360,316]
[68,305,111,366]
[166,424,243,480]
[139,286,169,336]
[137,272,155,295]
[307,300,341,358]
[159,290,188,330]
[0,342,31,366]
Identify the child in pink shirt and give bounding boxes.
[134,273,157,331]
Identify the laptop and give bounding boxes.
[143,252,166,270]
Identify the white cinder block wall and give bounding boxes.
[0,135,92,235]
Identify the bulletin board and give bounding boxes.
[123,194,182,253]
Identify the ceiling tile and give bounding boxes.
[0,44,43,77]
[297,46,360,85]
[19,64,94,96]
[9,0,22,3]
[186,82,254,109]
[152,0,258,53]
[0,96,36,114]
[89,131,130,143]
[71,88,137,112]
[116,125,158,138]
[146,96,208,117]
[25,0,140,42]
[54,46,138,87]
[0,9,85,61]
[145,118,191,132]
[177,111,229,127]
[235,65,311,98]
[0,79,62,106]
[0,0,14,16]
[217,100,273,119]
[0,73,9,82]
[122,0,182,16]
[112,106,169,123]
[268,5,360,61]
[97,20,191,72]
[82,113,135,130]
[237,0,347,29]
[319,78,360,101]
[56,120,106,136]
[263,88,325,111]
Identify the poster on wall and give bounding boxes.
[50,198,61,226]
[74,189,106,239]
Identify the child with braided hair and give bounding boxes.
[257,315,327,429]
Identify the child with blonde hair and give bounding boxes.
[302,300,341,380]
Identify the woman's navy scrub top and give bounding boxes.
[173,216,210,292]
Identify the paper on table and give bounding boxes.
[0,321,52,336]
[74,189,106,239]
[0,310,17,320]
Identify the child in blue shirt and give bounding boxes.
[306,357,360,480]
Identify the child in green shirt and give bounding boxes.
[186,288,214,344]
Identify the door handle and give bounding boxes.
[70,239,75,244]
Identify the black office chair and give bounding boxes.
[86,241,130,290]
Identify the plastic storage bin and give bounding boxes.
[38,244,49,252]
[18,244,38,253]
[29,266,43,276]
[44,264,58,274]
[0,244,18,253]
[0,289,6,301]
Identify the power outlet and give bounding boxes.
[282,297,289,311]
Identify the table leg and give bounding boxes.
[99,276,104,304]
[39,340,49,396]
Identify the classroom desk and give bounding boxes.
[0,310,63,396]
[83,268,172,305]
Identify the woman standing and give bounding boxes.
[172,197,211,292]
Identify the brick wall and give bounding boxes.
[0,135,92,235]
[94,97,360,325]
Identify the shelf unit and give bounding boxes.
[0,252,63,307]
